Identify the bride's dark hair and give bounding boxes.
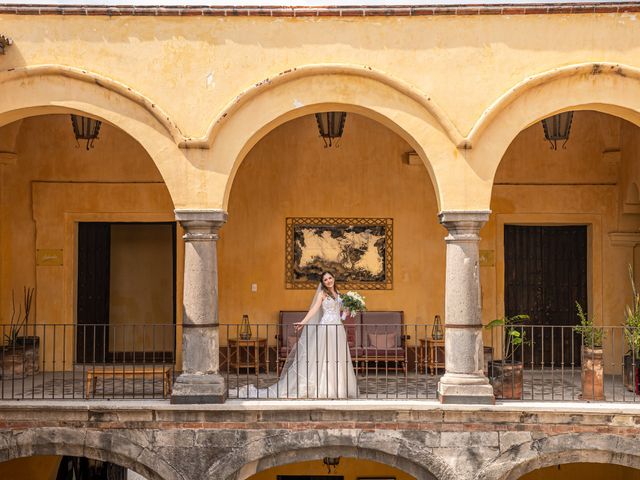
[320,271,340,299]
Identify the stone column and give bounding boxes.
[437,211,494,404]
[171,209,227,404]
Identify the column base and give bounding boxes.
[437,373,495,405]
[170,373,227,404]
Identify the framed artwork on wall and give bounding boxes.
[285,217,393,290]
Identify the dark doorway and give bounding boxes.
[76,222,176,364]
[76,222,111,363]
[504,225,588,366]
[56,456,127,480]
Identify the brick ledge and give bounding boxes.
[0,2,639,16]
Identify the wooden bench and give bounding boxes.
[277,311,407,374]
[84,366,173,398]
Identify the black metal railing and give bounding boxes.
[486,324,640,402]
[2,322,638,402]
[224,323,443,399]
[0,323,176,399]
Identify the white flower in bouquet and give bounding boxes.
[340,291,366,318]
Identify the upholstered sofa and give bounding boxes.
[277,311,407,373]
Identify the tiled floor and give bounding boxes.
[1,367,639,402]
[0,367,171,400]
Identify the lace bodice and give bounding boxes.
[321,295,342,323]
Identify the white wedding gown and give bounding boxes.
[237,294,358,399]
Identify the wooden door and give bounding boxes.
[76,222,111,363]
[504,225,587,367]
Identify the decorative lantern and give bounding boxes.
[239,314,252,340]
[432,314,444,340]
[541,111,573,150]
[70,114,102,150]
[0,35,13,55]
[315,112,347,148]
[322,457,340,474]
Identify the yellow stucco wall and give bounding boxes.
[109,224,175,354]
[219,109,640,373]
[0,455,60,480]
[519,462,640,480]
[246,457,414,480]
[219,113,443,344]
[3,13,640,211]
[480,110,640,368]
[2,11,640,376]
[0,115,179,368]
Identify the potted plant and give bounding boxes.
[624,266,640,394]
[574,302,604,400]
[485,314,529,399]
[0,287,39,379]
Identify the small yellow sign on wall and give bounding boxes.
[36,249,63,266]
[479,250,495,267]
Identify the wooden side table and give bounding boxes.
[228,338,267,372]
[419,338,445,375]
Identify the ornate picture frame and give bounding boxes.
[285,217,393,290]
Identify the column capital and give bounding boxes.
[175,209,228,241]
[439,210,491,240]
[438,210,491,225]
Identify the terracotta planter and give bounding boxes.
[488,360,523,399]
[623,354,640,394]
[581,346,604,401]
[0,336,40,378]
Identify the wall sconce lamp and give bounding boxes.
[541,111,574,150]
[70,114,102,150]
[0,35,13,55]
[322,456,340,474]
[315,112,347,148]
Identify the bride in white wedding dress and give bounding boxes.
[238,271,358,399]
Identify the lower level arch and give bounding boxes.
[476,433,640,480]
[211,429,455,480]
[0,427,182,480]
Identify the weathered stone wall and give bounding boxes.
[0,403,639,480]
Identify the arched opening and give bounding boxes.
[0,427,179,480]
[245,457,416,480]
[518,462,640,480]
[206,66,468,213]
[218,112,445,399]
[476,434,640,480]
[0,113,178,399]
[213,436,452,480]
[0,454,152,480]
[482,107,640,400]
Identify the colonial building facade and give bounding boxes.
[1,3,640,479]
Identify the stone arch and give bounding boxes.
[464,62,640,211]
[0,427,183,480]
[208,429,456,480]
[0,64,188,207]
[202,64,465,212]
[475,433,640,480]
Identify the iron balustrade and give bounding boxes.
[224,323,442,400]
[485,324,640,402]
[0,322,638,402]
[0,323,175,400]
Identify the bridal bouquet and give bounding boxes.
[340,291,366,318]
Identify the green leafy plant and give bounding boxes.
[5,287,34,346]
[625,265,640,357]
[574,301,604,349]
[485,314,530,363]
